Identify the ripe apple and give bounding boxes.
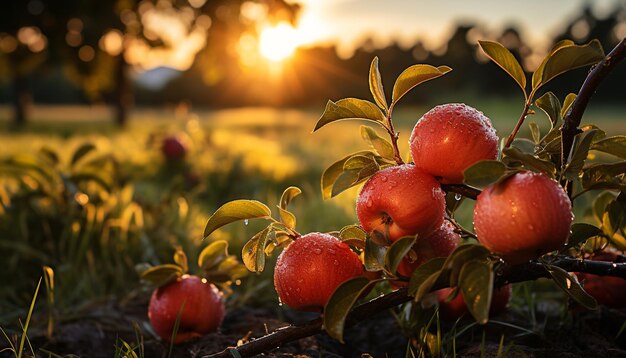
[356,164,446,242]
[273,232,365,312]
[409,103,498,184]
[148,274,224,344]
[474,171,573,265]
[576,251,626,308]
[436,284,512,321]
[161,135,188,162]
[396,220,461,282]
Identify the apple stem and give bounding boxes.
[504,90,536,149]
[206,255,626,358]
[385,103,405,165]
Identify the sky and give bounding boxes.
[293,0,625,57]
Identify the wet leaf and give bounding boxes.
[407,257,446,301]
[324,277,381,343]
[204,200,272,239]
[280,186,302,210]
[459,260,494,324]
[463,160,507,189]
[563,129,599,180]
[314,99,386,132]
[339,225,367,246]
[361,126,395,159]
[545,264,597,309]
[364,235,386,272]
[140,264,183,287]
[369,57,388,110]
[242,226,273,273]
[384,236,417,274]
[198,240,229,271]
[392,64,452,104]
[502,147,556,177]
[535,91,561,129]
[569,223,603,247]
[533,40,604,90]
[478,40,527,97]
[591,136,626,159]
[321,151,373,200]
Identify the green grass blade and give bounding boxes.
[17,277,42,358]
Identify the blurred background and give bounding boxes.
[0,0,625,327]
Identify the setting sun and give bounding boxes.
[259,23,299,62]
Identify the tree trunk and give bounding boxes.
[114,55,131,127]
[12,73,30,128]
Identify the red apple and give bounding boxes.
[356,164,446,242]
[148,275,224,344]
[409,103,498,184]
[396,220,461,282]
[161,135,187,162]
[576,252,626,308]
[273,232,364,312]
[474,171,573,265]
[436,284,512,321]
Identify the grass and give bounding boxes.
[0,101,624,348]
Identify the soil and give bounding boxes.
[8,297,626,358]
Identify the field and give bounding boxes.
[1,101,625,356]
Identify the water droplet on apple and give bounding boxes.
[328,248,336,255]
[313,248,322,255]
[366,198,373,208]
[381,176,388,182]
[334,260,339,266]
[527,224,535,231]
[389,180,397,188]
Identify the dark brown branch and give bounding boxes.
[560,38,626,180]
[206,256,626,358]
[441,184,481,199]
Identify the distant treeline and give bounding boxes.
[2,6,625,109]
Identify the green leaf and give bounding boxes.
[442,244,491,287]
[463,160,507,189]
[39,147,59,165]
[561,93,577,118]
[331,162,379,198]
[603,194,626,237]
[361,126,395,159]
[343,154,378,171]
[364,235,386,272]
[545,264,597,309]
[198,240,229,271]
[323,277,380,343]
[391,64,452,104]
[314,99,386,132]
[591,136,626,159]
[279,186,302,210]
[321,151,373,200]
[407,257,446,301]
[339,225,367,247]
[459,260,494,324]
[173,247,188,273]
[532,40,576,89]
[593,191,619,224]
[203,200,272,239]
[278,207,297,229]
[529,122,541,144]
[534,39,604,90]
[563,129,599,180]
[582,162,626,191]
[569,223,603,247]
[384,236,417,274]
[478,40,527,98]
[535,91,561,129]
[71,143,96,167]
[140,264,183,287]
[502,147,556,177]
[369,57,388,110]
[241,226,273,273]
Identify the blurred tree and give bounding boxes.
[0,0,299,126]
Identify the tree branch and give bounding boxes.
[206,255,626,358]
[560,38,626,184]
[441,184,481,199]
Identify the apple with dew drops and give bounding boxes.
[473,171,573,265]
[409,103,498,184]
[356,164,446,242]
[273,232,365,311]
